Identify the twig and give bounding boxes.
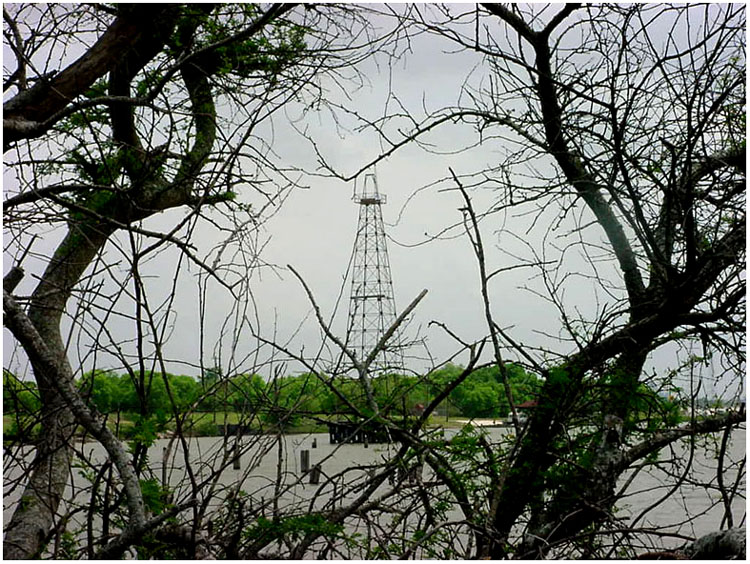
[450,167,520,432]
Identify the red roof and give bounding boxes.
[516,400,538,409]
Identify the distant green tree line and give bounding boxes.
[3,363,543,421]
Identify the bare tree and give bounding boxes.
[423,4,744,558]
[307,3,745,558]
[2,3,397,558]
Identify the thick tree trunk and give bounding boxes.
[4,68,218,555]
[4,222,113,559]
[3,396,75,559]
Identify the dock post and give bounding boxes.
[233,440,241,470]
[310,464,321,484]
[301,450,310,474]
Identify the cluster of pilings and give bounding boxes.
[300,448,323,484]
[223,431,426,489]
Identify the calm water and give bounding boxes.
[4,426,745,555]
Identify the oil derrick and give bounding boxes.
[345,171,403,373]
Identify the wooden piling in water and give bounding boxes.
[233,440,241,470]
[301,449,310,474]
[310,464,321,484]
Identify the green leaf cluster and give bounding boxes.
[139,478,173,515]
[57,79,110,133]
[244,514,343,544]
[171,5,307,82]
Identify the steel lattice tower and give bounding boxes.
[346,171,403,372]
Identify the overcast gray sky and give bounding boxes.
[3,4,736,400]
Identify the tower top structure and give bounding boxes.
[353,170,387,205]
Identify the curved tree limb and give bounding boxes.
[3,4,180,149]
